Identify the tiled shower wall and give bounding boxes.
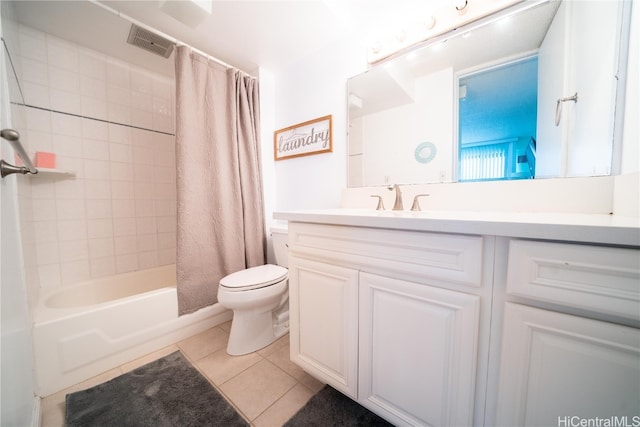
[13,24,176,304]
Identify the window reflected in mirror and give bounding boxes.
[458,56,538,181]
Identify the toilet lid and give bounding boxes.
[219,264,287,291]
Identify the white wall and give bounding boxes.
[272,38,367,211]
[621,0,639,175]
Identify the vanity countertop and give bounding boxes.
[274,209,640,247]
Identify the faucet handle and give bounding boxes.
[371,195,385,210]
[411,194,430,211]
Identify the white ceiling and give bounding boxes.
[11,0,439,77]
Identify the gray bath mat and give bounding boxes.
[65,351,248,427]
[283,385,394,426]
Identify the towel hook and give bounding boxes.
[1,128,38,178]
[555,92,578,126]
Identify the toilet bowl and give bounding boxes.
[217,225,289,355]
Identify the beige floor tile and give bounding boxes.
[41,367,122,427]
[196,348,262,385]
[120,344,180,373]
[219,320,232,333]
[177,326,229,361]
[220,359,297,421]
[257,333,289,358]
[253,382,314,427]
[266,343,307,381]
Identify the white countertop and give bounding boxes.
[274,209,640,247]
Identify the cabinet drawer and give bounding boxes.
[506,240,640,321]
[289,222,483,287]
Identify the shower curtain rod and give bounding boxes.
[89,0,255,78]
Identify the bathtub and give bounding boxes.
[33,264,232,397]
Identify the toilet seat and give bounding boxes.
[219,264,288,292]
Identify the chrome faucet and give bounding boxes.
[387,184,403,210]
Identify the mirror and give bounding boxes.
[347,0,632,187]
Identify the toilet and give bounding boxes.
[217,224,289,355]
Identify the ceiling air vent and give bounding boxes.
[126,24,175,58]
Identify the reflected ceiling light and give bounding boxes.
[425,16,436,30]
[455,0,469,13]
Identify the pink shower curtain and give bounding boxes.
[175,46,266,315]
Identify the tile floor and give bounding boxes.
[40,321,325,426]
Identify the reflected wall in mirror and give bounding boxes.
[347,0,632,187]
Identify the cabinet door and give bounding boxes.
[496,303,640,426]
[288,256,359,397]
[359,273,480,426]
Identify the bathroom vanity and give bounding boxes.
[274,209,640,427]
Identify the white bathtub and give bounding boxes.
[33,264,232,397]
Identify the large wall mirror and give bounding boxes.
[347,0,633,187]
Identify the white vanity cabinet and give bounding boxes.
[287,222,490,426]
[359,273,480,426]
[494,239,640,426]
[287,256,359,397]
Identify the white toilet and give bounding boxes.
[217,225,290,355]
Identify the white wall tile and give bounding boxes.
[134,199,155,217]
[115,254,138,274]
[32,199,57,221]
[55,199,86,220]
[110,162,133,181]
[109,142,132,163]
[112,199,135,218]
[81,96,108,120]
[48,66,80,94]
[26,130,54,153]
[80,76,107,100]
[46,36,79,73]
[84,180,111,199]
[108,123,131,144]
[138,251,159,269]
[60,260,90,284]
[51,113,82,137]
[88,238,115,258]
[83,159,110,180]
[136,234,157,252]
[57,219,87,241]
[53,134,83,157]
[86,199,112,219]
[22,82,50,109]
[78,49,106,81]
[54,179,85,200]
[82,139,110,161]
[82,118,109,140]
[36,242,60,264]
[49,88,81,113]
[90,257,115,278]
[113,217,136,237]
[20,26,177,294]
[26,108,51,132]
[114,235,137,255]
[59,240,89,262]
[87,218,114,239]
[111,181,134,200]
[38,264,61,288]
[34,221,58,243]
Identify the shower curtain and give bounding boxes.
[175,46,265,315]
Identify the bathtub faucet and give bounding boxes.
[387,184,403,211]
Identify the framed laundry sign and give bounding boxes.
[273,115,333,160]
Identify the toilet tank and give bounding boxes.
[270,224,289,268]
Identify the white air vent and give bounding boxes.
[126,24,174,58]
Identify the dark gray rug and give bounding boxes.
[284,385,395,426]
[65,351,248,427]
